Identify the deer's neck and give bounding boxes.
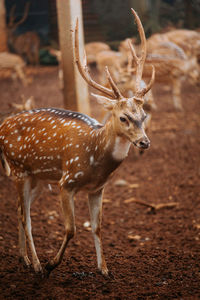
[78,120,131,192]
[96,120,131,162]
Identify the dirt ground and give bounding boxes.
[0,66,200,299]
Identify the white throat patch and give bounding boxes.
[112,136,131,161]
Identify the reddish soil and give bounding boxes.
[0,66,200,299]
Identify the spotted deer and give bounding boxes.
[125,37,199,111]
[0,9,154,276]
[144,43,199,110]
[147,29,200,59]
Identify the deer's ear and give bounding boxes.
[134,97,144,106]
[91,93,116,110]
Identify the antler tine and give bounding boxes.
[9,4,17,26]
[128,38,139,67]
[14,2,30,27]
[105,67,123,100]
[137,65,155,97]
[130,8,147,95]
[74,19,117,99]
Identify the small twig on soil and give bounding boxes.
[124,198,178,213]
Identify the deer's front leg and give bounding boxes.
[88,188,108,275]
[45,188,75,274]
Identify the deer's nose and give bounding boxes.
[135,136,150,149]
[139,139,150,149]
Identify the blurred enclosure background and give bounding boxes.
[4,0,200,51]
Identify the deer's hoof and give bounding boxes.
[19,256,31,268]
[44,261,56,277]
[33,261,43,275]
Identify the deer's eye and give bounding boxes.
[120,117,127,123]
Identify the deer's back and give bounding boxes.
[0,108,103,184]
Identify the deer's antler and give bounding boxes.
[74,19,123,100]
[129,8,155,97]
[8,2,30,28]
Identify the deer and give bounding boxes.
[96,49,126,85]
[0,52,27,86]
[8,95,35,113]
[95,38,139,86]
[85,42,111,65]
[144,41,199,110]
[147,29,200,67]
[162,29,200,59]
[0,9,154,276]
[123,36,199,111]
[7,2,40,65]
[0,95,35,128]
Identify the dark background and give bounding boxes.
[5,0,200,47]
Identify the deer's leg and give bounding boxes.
[45,188,75,273]
[14,65,27,87]
[88,188,108,275]
[16,178,42,273]
[172,78,183,111]
[17,198,31,267]
[17,179,40,267]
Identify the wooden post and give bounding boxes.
[56,0,90,115]
[0,0,8,52]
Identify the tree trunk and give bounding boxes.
[0,0,8,52]
[56,0,90,115]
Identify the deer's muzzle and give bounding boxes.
[133,136,150,149]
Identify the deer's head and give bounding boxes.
[75,9,155,149]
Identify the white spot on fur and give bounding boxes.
[74,171,84,179]
[90,155,94,165]
[68,179,74,184]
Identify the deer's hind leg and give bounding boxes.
[17,196,31,268]
[16,177,42,273]
[45,188,76,274]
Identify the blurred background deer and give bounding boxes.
[7,2,40,65]
[95,32,199,111]
[0,95,35,124]
[144,35,200,110]
[0,51,27,86]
